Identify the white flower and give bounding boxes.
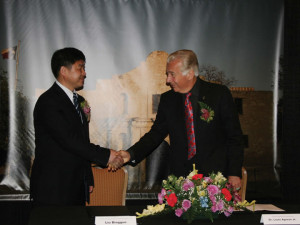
[214,172,226,184]
[187,164,198,180]
[168,175,173,182]
[136,204,165,218]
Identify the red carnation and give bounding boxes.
[192,174,203,180]
[165,193,178,207]
[221,188,232,201]
[201,109,210,120]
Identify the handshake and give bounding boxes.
[107,149,131,171]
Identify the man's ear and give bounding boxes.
[60,66,68,78]
[187,69,195,80]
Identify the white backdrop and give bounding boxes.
[0,0,283,194]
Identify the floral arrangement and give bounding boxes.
[136,165,255,223]
[198,101,214,123]
[80,100,91,122]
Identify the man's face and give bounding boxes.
[166,59,190,93]
[63,60,86,91]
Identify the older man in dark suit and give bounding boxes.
[120,49,244,189]
[30,48,123,206]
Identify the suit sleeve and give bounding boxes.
[34,95,110,167]
[127,94,169,165]
[86,164,94,186]
[220,86,244,177]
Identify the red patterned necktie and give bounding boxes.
[185,92,196,160]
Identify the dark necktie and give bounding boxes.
[73,92,83,123]
[185,92,196,160]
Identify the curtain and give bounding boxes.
[0,0,283,199]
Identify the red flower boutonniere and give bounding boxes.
[80,100,91,122]
[198,101,214,123]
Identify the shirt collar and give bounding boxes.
[182,76,200,98]
[189,76,200,97]
[56,80,75,104]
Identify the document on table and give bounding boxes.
[235,204,285,212]
[250,204,285,211]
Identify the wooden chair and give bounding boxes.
[239,167,247,202]
[87,166,128,206]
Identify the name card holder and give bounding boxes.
[261,214,300,225]
[95,216,136,225]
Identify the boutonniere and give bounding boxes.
[80,100,91,122]
[198,101,214,123]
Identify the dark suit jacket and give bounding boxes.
[30,82,110,205]
[128,78,244,177]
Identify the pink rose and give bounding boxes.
[175,208,183,217]
[233,191,242,203]
[211,201,223,213]
[182,199,191,211]
[211,205,218,213]
[161,188,166,196]
[224,206,233,217]
[207,185,219,196]
[204,177,213,183]
[227,206,234,213]
[216,200,224,210]
[210,195,216,204]
[224,210,232,217]
[158,193,164,204]
[182,180,194,191]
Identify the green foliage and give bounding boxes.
[137,167,255,223]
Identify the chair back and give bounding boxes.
[87,166,128,206]
[239,167,247,202]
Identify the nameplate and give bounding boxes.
[261,214,300,225]
[95,216,136,225]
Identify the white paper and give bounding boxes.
[95,216,136,225]
[234,204,285,212]
[260,214,300,225]
[251,204,285,211]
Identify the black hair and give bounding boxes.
[51,47,86,78]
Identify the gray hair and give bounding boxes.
[167,49,199,76]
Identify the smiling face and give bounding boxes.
[59,60,86,91]
[166,59,196,94]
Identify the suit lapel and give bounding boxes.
[52,83,86,129]
[77,96,90,140]
[172,92,188,151]
[191,78,212,157]
[197,78,208,103]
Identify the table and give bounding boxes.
[28,203,300,225]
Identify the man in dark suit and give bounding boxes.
[30,47,123,206]
[120,49,244,189]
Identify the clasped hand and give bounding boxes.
[107,149,130,172]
